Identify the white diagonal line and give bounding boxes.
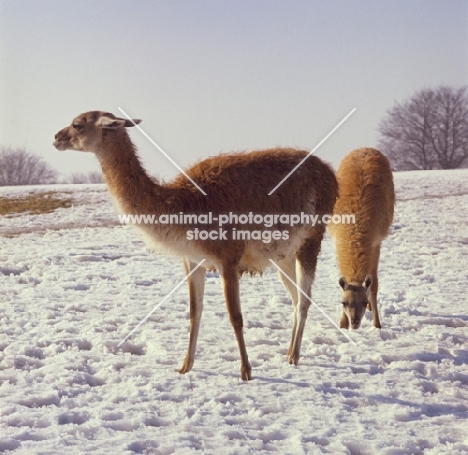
[117,259,206,347]
[268,108,356,195]
[269,259,357,345]
[118,107,207,196]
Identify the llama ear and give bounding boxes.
[95,114,141,129]
[339,276,348,290]
[95,115,127,129]
[124,119,142,127]
[364,275,372,290]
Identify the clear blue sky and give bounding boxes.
[1,0,467,180]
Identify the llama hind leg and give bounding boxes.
[288,263,312,365]
[289,233,323,365]
[276,258,298,356]
[179,258,206,374]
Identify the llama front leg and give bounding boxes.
[221,264,252,381]
[369,244,382,329]
[369,278,381,329]
[179,258,206,374]
[339,310,350,329]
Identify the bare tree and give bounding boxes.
[68,171,104,184]
[0,147,58,186]
[430,87,468,169]
[378,86,468,170]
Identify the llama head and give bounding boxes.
[53,111,141,153]
[339,275,371,329]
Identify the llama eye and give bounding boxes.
[73,124,83,131]
[341,302,347,307]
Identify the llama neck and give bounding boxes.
[95,131,164,215]
[336,236,372,283]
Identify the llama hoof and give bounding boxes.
[373,321,382,329]
[288,355,299,366]
[178,358,193,374]
[240,366,252,381]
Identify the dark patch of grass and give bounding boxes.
[0,192,74,216]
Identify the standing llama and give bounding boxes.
[328,147,394,330]
[53,111,338,380]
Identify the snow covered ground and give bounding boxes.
[1,169,468,454]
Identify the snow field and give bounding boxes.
[1,170,468,454]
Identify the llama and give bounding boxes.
[53,111,338,380]
[328,148,394,330]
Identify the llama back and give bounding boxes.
[333,148,394,241]
[169,148,338,218]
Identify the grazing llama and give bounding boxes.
[328,147,394,330]
[53,111,338,380]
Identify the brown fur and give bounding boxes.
[328,148,394,329]
[54,111,338,379]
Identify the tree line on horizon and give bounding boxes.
[0,147,103,186]
[1,84,467,186]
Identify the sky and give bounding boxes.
[1,0,467,181]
